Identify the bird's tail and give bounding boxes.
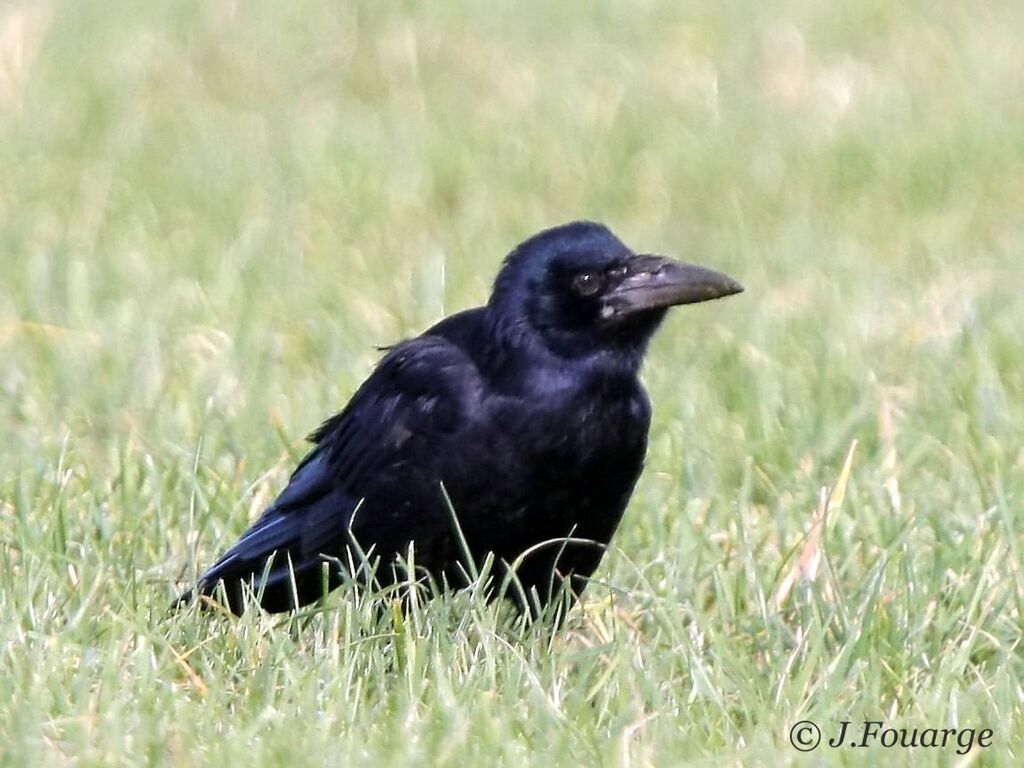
[172,504,345,614]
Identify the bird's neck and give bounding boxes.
[485,307,648,378]
[484,331,643,402]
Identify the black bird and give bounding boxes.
[177,221,742,616]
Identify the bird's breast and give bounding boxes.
[492,378,651,490]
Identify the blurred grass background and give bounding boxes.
[1,0,1022,765]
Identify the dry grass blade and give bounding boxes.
[875,381,903,514]
[774,440,858,609]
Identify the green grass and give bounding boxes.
[2,1,1023,765]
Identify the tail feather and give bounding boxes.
[174,504,342,614]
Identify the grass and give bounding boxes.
[1,0,1023,765]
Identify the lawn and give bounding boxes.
[1,1,1022,765]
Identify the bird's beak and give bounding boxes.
[602,255,744,318]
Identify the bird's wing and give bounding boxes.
[190,335,484,609]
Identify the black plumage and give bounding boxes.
[177,221,742,616]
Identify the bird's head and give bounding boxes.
[488,221,743,371]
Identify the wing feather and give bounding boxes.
[185,336,483,612]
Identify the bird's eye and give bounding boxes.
[571,272,602,297]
